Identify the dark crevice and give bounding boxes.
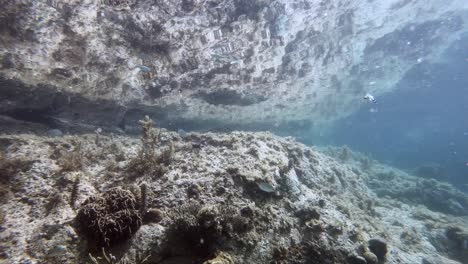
[195,89,267,106]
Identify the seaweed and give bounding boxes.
[0,151,34,185]
[45,193,65,216]
[57,139,84,173]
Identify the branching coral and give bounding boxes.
[126,116,174,179]
[76,188,142,247]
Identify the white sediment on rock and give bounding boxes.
[0,131,466,263]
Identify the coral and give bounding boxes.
[295,205,320,224]
[164,202,253,259]
[104,0,137,7]
[360,157,372,170]
[57,140,84,172]
[126,116,173,179]
[202,251,234,264]
[76,188,142,247]
[304,219,324,233]
[303,240,347,264]
[271,240,347,264]
[271,243,310,264]
[413,163,445,180]
[340,146,349,161]
[94,128,102,146]
[374,177,468,215]
[88,247,116,264]
[3,132,468,263]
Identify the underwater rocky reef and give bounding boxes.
[0,118,467,264]
[1,0,468,263]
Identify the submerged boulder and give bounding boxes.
[368,238,388,261]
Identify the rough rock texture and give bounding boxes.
[1,0,468,131]
[0,128,467,263]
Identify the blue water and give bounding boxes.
[326,34,468,188]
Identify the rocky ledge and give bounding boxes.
[1,0,468,131]
[0,120,467,263]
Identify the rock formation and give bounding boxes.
[1,0,467,131]
[0,128,467,263]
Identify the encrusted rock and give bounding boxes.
[347,255,367,264]
[240,205,254,218]
[143,208,163,223]
[318,199,326,208]
[187,183,203,197]
[363,251,378,264]
[368,238,388,261]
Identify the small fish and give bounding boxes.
[178,129,187,138]
[257,182,275,193]
[47,129,63,137]
[369,108,378,113]
[369,81,376,85]
[135,65,151,72]
[364,93,377,104]
[48,245,66,256]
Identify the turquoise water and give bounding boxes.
[325,33,468,190]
